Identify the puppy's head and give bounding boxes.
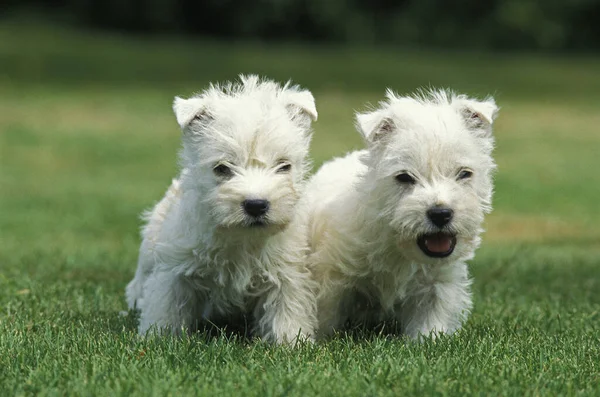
[356,89,498,264]
[173,75,317,232]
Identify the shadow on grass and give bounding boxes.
[80,307,412,346]
[115,309,257,343]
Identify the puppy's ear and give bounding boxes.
[355,109,395,144]
[173,96,210,129]
[456,97,498,136]
[283,90,318,126]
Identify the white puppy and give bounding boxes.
[125,75,318,343]
[302,89,498,339]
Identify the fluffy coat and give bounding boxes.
[299,89,498,339]
[126,75,318,343]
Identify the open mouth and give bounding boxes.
[417,232,457,258]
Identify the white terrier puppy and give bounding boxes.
[125,75,318,343]
[302,89,498,339]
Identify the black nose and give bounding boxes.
[242,199,270,217]
[427,207,454,227]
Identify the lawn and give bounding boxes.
[1,20,599,396]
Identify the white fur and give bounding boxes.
[300,89,498,340]
[126,75,318,344]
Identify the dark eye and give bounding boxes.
[192,110,210,123]
[395,173,416,184]
[276,163,292,173]
[213,164,233,177]
[458,169,473,180]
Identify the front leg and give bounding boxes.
[399,263,472,340]
[254,268,317,344]
[314,279,351,339]
[138,270,204,335]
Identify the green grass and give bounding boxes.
[1,21,599,396]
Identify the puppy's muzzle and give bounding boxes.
[242,199,270,218]
[417,206,457,258]
[426,207,453,228]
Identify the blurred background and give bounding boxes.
[3,0,600,49]
[1,1,599,263]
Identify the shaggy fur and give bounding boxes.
[300,89,498,339]
[125,75,318,343]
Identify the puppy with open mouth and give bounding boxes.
[301,89,498,340]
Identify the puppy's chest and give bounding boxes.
[191,254,271,308]
[361,266,415,310]
[363,263,445,312]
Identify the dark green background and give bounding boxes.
[3,0,600,50]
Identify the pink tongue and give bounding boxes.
[425,234,452,253]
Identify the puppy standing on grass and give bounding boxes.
[125,75,318,343]
[302,89,498,339]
